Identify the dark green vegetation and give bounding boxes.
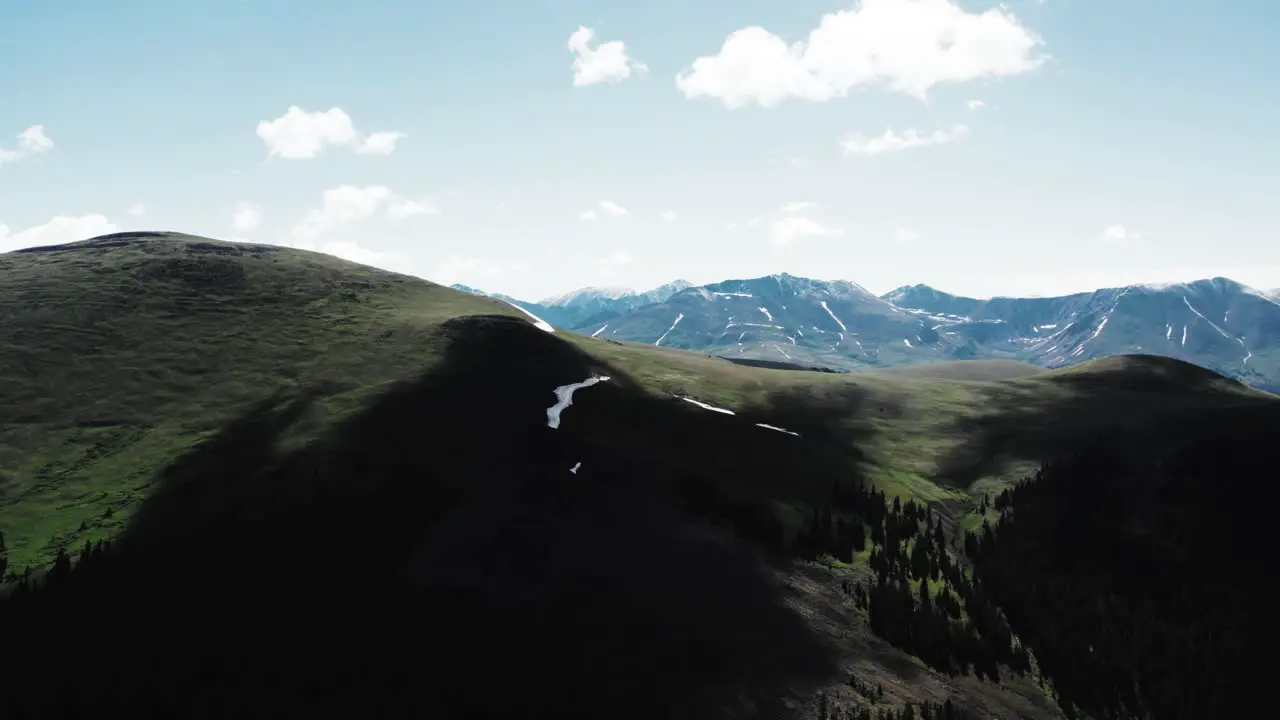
[967,424,1269,720]
[2,233,1275,718]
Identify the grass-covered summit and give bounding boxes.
[0,231,521,570]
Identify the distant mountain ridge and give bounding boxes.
[452,280,692,329]
[467,274,1280,388]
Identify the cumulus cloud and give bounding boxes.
[568,26,648,86]
[0,214,117,252]
[840,124,970,156]
[0,125,54,166]
[967,99,986,110]
[770,216,843,246]
[355,131,407,156]
[292,185,394,239]
[676,0,1046,108]
[580,199,628,222]
[231,201,264,232]
[1099,224,1142,246]
[256,107,406,159]
[290,185,439,242]
[598,200,629,216]
[127,203,147,217]
[304,240,407,270]
[781,201,818,213]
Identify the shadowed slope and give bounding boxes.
[0,233,523,570]
[935,354,1276,488]
[2,316,844,719]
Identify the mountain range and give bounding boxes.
[451,279,693,329]
[460,274,1280,390]
[2,232,1274,718]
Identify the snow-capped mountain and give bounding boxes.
[879,278,1280,379]
[572,273,949,367]
[452,280,693,329]
[464,275,1280,388]
[535,280,693,326]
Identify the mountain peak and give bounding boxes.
[881,283,962,308]
[538,286,637,306]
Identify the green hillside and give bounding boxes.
[0,232,521,571]
[3,233,1273,572]
[1,233,1274,718]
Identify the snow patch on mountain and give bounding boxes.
[681,397,735,415]
[655,313,684,346]
[819,301,848,332]
[505,301,555,333]
[756,423,801,437]
[547,376,610,429]
[1182,296,1232,339]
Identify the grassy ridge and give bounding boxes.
[3,233,1276,576]
[3,233,1276,718]
[0,233,519,570]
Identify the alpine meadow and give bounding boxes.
[2,1,1278,718]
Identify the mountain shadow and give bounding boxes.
[932,354,1276,488]
[1,315,847,720]
[966,418,1273,718]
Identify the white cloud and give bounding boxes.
[967,99,986,110]
[770,216,843,246]
[306,240,406,270]
[1099,224,1142,246]
[840,124,970,156]
[676,0,1046,109]
[598,200,629,216]
[661,210,678,222]
[355,131,407,156]
[568,26,648,86]
[127,203,147,218]
[781,201,818,213]
[0,214,117,252]
[231,202,264,232]
[290,185,439,242]
[0,125,54,166]
[386,198,439,222]
[894,225,919,242]
[580,200,628,221]
[256,107,405,159]
[17,125,53,153]
[293,185,393,239]
[598,250,634,276]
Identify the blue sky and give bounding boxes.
[2,0,1278,301]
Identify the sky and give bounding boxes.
[2,0,1278,302]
